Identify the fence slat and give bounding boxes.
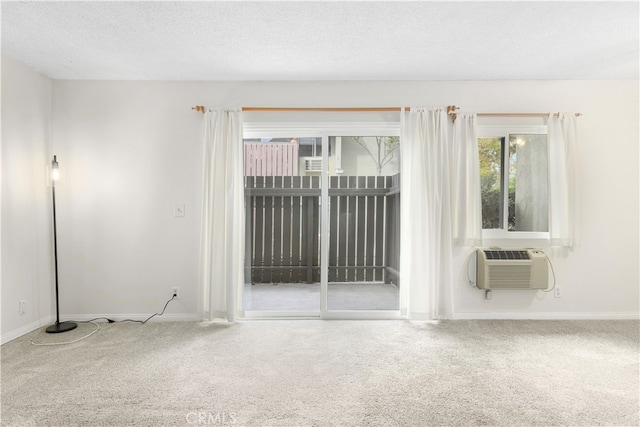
[244,177,255,284]
[329,176,339,282]
[281,176,292,283]
[365,177,376,281]
[374,176,386,281]
[291,176,302,283]
[272,176,283,283]
[263,177,274,283]
[253,176,265,283]
[260,145,266,177]
[337,176,348,282]
[301,177,313,283]
[311,176,320,283]
[346,176,357,281]
[356,176,366,281]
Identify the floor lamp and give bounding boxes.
[46,155,77,334]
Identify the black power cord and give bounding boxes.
[120,295,177,324]
[30,295,178,346]
[82,295,177,324]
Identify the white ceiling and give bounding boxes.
[1,1,638,81]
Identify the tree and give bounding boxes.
[352,136,400,176]
[478,137,516,230]
[479,137,502,229]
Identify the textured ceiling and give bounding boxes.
[1,1,638,81]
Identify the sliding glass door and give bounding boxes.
[242,127,400,318]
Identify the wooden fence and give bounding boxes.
[245,174,400,286]
[244,142,299,177]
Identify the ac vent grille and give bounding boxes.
[487,265,532,288]
[484,250,530,260]
[303,157,322,172]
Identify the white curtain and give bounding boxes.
[200,109,244,321]
[400,107,453,320]
[451,113,482,246]
[548,113,579,247]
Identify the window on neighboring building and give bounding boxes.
[298,137,326,157]
[478,126,548,235]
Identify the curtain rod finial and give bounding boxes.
[447,105,459,123]
[192,105,206,113]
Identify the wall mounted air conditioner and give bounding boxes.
[476,249,548,290]
[302,157,322,173]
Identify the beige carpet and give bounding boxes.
[1,320,638,426]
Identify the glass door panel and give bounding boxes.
[326,136,400,311]
[243,136,322,313]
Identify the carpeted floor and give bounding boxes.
[1,320,638,426]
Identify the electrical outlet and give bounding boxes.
[554,287,561,298]
[19,300,26,315]
[171,287,180,299]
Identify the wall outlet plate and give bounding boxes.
[171,287,180,299]
[554,287,561,298]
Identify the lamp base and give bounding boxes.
[46,321,78,334]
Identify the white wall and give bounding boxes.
[1,57,54,343]
[51,81,204,320]
[47,79,638,321]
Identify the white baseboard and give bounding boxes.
[1,315,54,345]
[4,311,635,344]
[452,311,640,320]
[63,313,200,323]
[1,313,200,344]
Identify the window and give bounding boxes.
[298,137,326,157]
[478,126,548,236]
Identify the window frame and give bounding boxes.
[477,125,549,240]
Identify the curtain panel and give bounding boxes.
[200,109,244,321]
[548,113,579,247]
[452,113,482,247]
[400,107,454,320]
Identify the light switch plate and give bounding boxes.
[174,203,185,217]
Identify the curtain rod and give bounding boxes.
[192,106,410,113]
[192,105,581,118]
[477,112,582,117]
[446,105,581,122]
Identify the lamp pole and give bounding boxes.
[46,155,77,334]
